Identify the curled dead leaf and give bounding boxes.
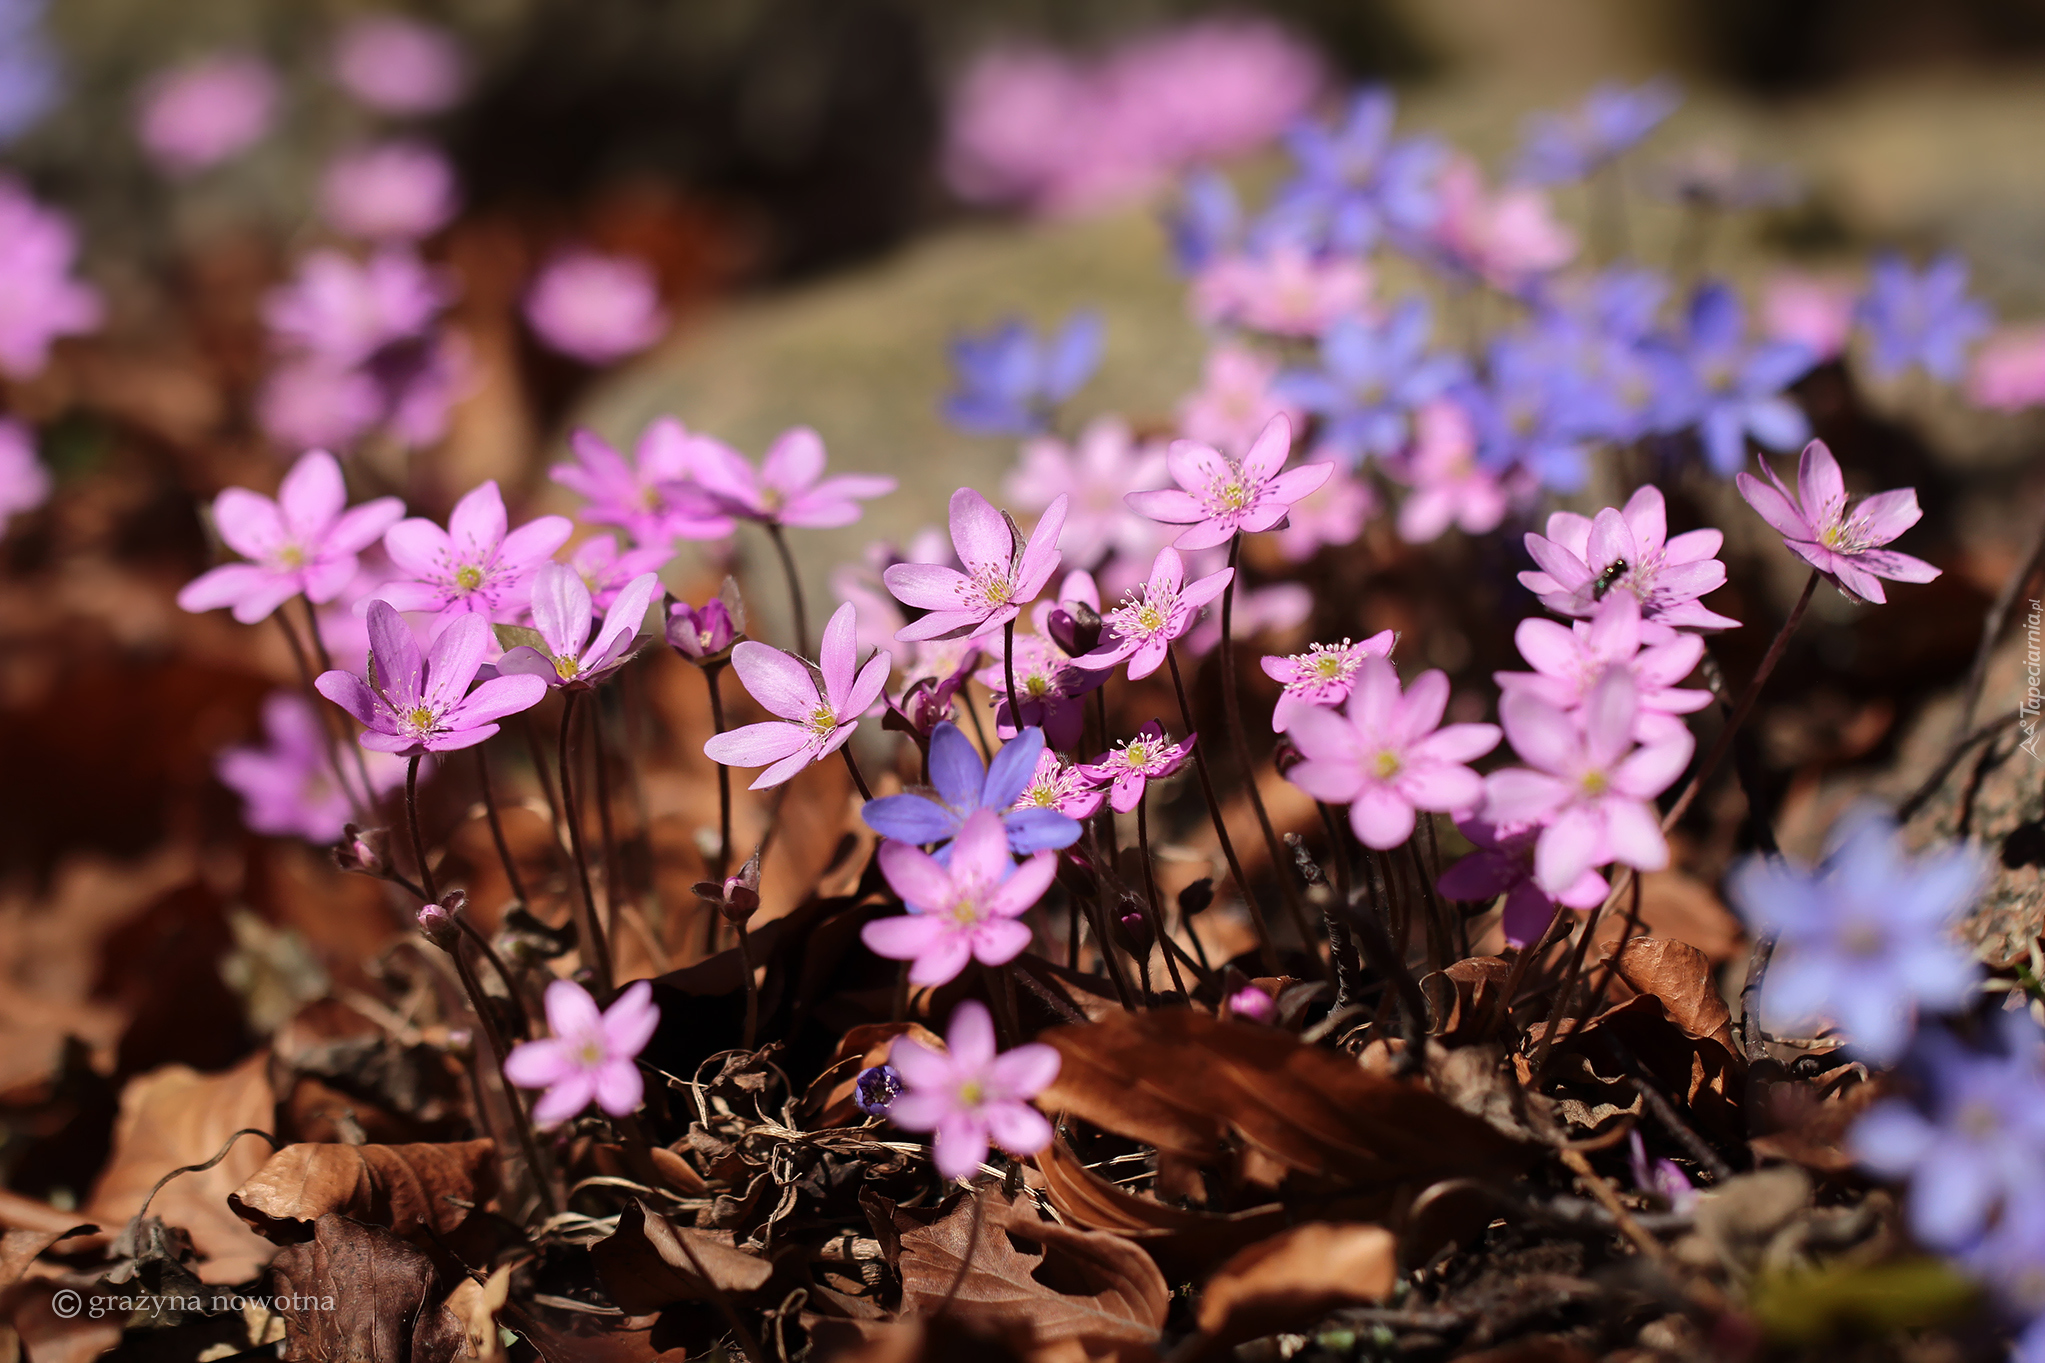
[1034,1137,1289,1282]
[590,1199,773,1313]
[1603,937,1737,1052]
[267,1213,467,1363]
[230,1139,497,1242]
[1192,1222,1398,1348]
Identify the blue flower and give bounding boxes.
[1647,281,1815,476]
[0,0,61,146]
[1858,252,1993,383]
[1259,88,1444,255]
[1461,336,1608,493]
[941,310,1104,437]
[1276,297,1467,464]
[1516,268,1674,445]
[861,722,1081,861]
[1727,803,1987,1064]
[1512,78,1680,186]
[1167,167,1241,274]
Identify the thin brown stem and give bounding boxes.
[1528,898,1608,1074]
[765,521,810,653]
[705,663,733,882]
[521,712,566,848]
[1314,804,1365,1011]
[1002,618,1021,733]
[475,746,530,907]
[558,691,615,995]
[1135,801,1188,1001]
[444,939,558,1216]
[840,744,874,801]
[404,754,435,904]
[277,609,370,820]
[1081,827,1138,1009]
[735,919,760,1051]
[589,695,626,926]
[1165,648,1281,975]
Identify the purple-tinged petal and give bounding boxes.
[948,1000,998,1070]
[1482,768,1570,825]
[544,978,604,1038]
[878,839,955,910]
[1125,488,1204,524]
[986,850,1057,918]
[213,488,287,562]
[496,515,574,571]
[986,1043,1060,1099]
[760,425,825,496]
[1856,548,1941,584]
[277,449,347,538]
[1734,471,1810,541]
[422,612,491,710]
[1350,785,1418,849]
[384,517,455,579]
[864,794,960,846]
[982,728,1043,809]
[1796,440,1843,520]
[845,652,893,717]
[503,1038,572,1088]
[316,669,383,727]
[1602,797,1668,871]
[448,480,509,559]
[729,641,821,722]
[948,488,1014,580]
[594,1059,644,1117]
[366,600,425,707]
[971,918,1034,966]
[529,561,591,658]
[1535,807,1603,893]
[442,673,548,730]
[704,720,808,769]
[1852,489,1923,545]
[818,601,861,712]
[530,1070,598,1127]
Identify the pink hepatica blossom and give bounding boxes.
[553,419,734,547]
[1520,484,1738,634]
[1261,630,1397,732]
[0,419,49,524]
[320,141,459,242]
[0,178,103,379]
[1193,245,1370,337]
[883,488,1067,642]
[703,601,890,789]
[1180,343,1304,459]
[317,602,548,755]
[569,534,672,612]
[1015,747,1106,819]
[1482,670,1693,894]
[1433,155,1576,292]
[1077,546,1232,680]
[1128,414,1331,551]
[1495,593,1711,744]
[1285,658,1500,849]
[1079,720,1194,813]
[333,15,466,117]
[1395,399,1508,543]
[1272,469,1374,562]
[266,248,452,368]
[1735,438,1941,605]
[885,1000,1058,1180]
[862,808,1055,987]
[379,480,573,625]
[682,425,896,529]
[136,53,277,175]
[976,630,1104,749]
[1437,817,1608,949]
[178,448,405,624]
[523,249,668,366]
[498,561,661,690]
[1762,271,1856,363]
[218,691,402,841]
[504,979,658,1127]
[1005,416,1168,565]
[1968,325,2045,412]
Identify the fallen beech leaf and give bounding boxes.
[83,1050,278,1284]
[800,1316,1028,1363]
[1424,957,1510,1039]
[1604,937,1736,1051]
[1041,1010,1537,1188]
[5,1282,126,1363]
[1035,1138,1290,1282]
[444,1262,514,1362]
[0,1189,96,1237]
[0,1223,93,1292]
[267,1213,466,1363]
[893,1191,1167,1361]
[230,1139,497,1242]
[1193,1222,1397,1346]
[590,1199,773,1313]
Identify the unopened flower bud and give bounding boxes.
[1117,907,1152,951]
[693,847,764,925]
[854,1063,902,1117]
[1271,736,1305,777]
[1177,878,1214,918]
[667,595,741,663]
[1226,985,1276,1024]
[1046,601,1103,657]
[417,890,465,950]
[335,824,390,877]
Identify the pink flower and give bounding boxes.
[1260,630,1397,732]
[702,601,891,789]
[1481,670,1693,893]
[1225,985,1276,1024]
[975,630,1105,750]
[497,562,661,690]
[1014,747,1106,819]
[667,596,742,663]
[1436,817,1607,950]
[378,480,574,624]
[265,247,453,368]
[217,691,403,842]
[1006,416,1168,565]
[681,425,896,529]
[1968,326,2045,412]
[0,418,50,524]
[504,980,659,1127]
[861,808,1056,987]
[1180,343,1306,458]
[1127,414,1332,551]
[178,448,406,624]
[884,1000,1058,1180]
[883,488,1068,642]
[1272,469,1374,562]
[136,53,277,175]
[1519,484,1738,634]
[0,178,103,379]
[316,602,549,755]
[1395,399,1508,543]
[1078,720,1195,814]
[523,249,668,366]
[1735,438,1941,605]
[1284,658,1501,849]
[258,341,465,455]
[332,16,466,117]
[568,534,672,612]
[1076,546,1232,680]
[1762,271,1856,362]
[553,419,734,547]
[1432,156,1576,292]
[1495,593,1711,745]
[319,141,459,241]
[1192,245,1371,337]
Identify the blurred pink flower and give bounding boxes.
[1433,156,1576,292]
[0,177,102,378]
[320,141,459,241]
[884,488,1067,643]
[553,419,734,547]
[1495,592,1711,745]
[884,1000,1058,1180]
[1193,246,1370,337]
[523,248,668,366]
[1079,719,1194,813]
[1183,578,1311,655]
[1968,325,2045,412]
[265,247,452,367]
[1077,545,1232,680]
[1272,468,1374,561]
[504,979,658,1126]
[1762,271,1856,363]
[0,417,49,523]
[1437,817,1607,949]
[137,53,277,175]
[569,534,672,612]
[1128,414,1331,551]
[1179,343,1304,458]
[1006,416,1168,565]
[1735,438,1940,605]
[702,601,891,789]
[1519,484,1738,635]
[1261,630,1397,732]
[217,691,402,842]
[862,809,1054,987]
[681,425,895,529]
[332,15,466,116]
[377,479,573,625]
[1395,399,1507,542]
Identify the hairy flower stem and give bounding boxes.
[440,937,558,1216]
[1313,804,1365,1011]
[765,521,810,654]
[1739,933,1778,1063]
[1350,844,1427,1042]
[474,746,530,908]
[734,918,760,1051]
[520,712,567,850]
[1218,537,1321,967]
[404,755,436,903]
[1002,619,1021,732]
[1527,898,1609,1075]
[1661,568,1820,833]
[1166,649,1281,976]
[1409,838,1453,978]
[1135,801,1190,1001]
[1081,827,1139,1009]
[276,609,370,821]
[840,744,875,801]
[588,698,626,925]
[557,691,615,996]
[1479,909,1571,1041]
[704,663,733,882]
[300,596,378,810]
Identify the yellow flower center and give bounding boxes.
[1215,478,1251,511]
[1135,603,1165,633]
[406,706,436,733]
[576,1038,605,1066]
[455,564,484,592]
[552,654,582,681]
[958,1079,985,1107]
[1024,674,1051,697]
[807,705,839,737]
[278,544,306,569]
[1580,769,1610,797]
[1313,654,1344,680]
[1373,750,1402,779]
[949,897,983,927]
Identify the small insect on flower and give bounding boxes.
[1591,558,1629,601]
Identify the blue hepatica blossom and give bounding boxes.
[1463,336,1606,493]
[1167,167,1241,274]
[0,0,62,146]
[1520,267,1673,444]
[1857,252,1993,383]
[1512,78,1680,186]
[1260,88,1444,255]
[941,310,1103,437]
[861,722,1080,862]
[1650,281,1815,476]
[1277,297,1467,464]
[1726,803,1987,1064]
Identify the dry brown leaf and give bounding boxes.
[443,1263,513,1362]
[590,1199,773,1313]
[0,1223,93,1293]
[1034,1138,1289,1282]
[267,1213,467,1363]
[5,1281,126,1363]
[230,1139,497,1242]
[1192,1222,1397,1346]
[83,1050,278,1284]
[1603,937,1737,1052]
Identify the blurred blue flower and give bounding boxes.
[1275,297,1467,464]
[1648,281,1815,475]
[1519,267,1674,444]
[1463,336,1607,492]
[861,722,1080,861]
[1167,167,1241,274]
[1727,802,1987,1064]
[0,0,61,146]
[941,310,1103,436]
[1260,88,1444,255]
[1858,252,1993,383]
[1512,78,1680,186]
